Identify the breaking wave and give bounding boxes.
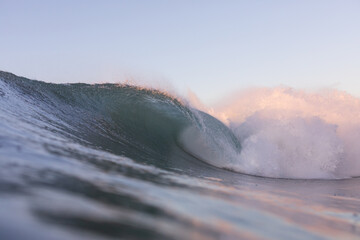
[1,71,360,179]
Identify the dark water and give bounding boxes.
[1,71,360,240]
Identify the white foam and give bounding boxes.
[192,87,360,179]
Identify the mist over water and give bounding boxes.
[198,87,360,179]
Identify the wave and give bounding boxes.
[1,71,360,179]
[0,71,240,176]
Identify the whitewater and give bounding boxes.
[1,71,360,240]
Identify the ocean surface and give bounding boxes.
[1,71,360,240]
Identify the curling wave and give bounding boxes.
[0,71,240,177]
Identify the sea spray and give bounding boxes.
[206,87,360,178]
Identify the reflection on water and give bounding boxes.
[1,148,360,240]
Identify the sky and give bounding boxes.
[1,0,360,104]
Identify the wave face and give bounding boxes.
[0,71,240,175]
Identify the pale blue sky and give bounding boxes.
[1,1,359,103]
